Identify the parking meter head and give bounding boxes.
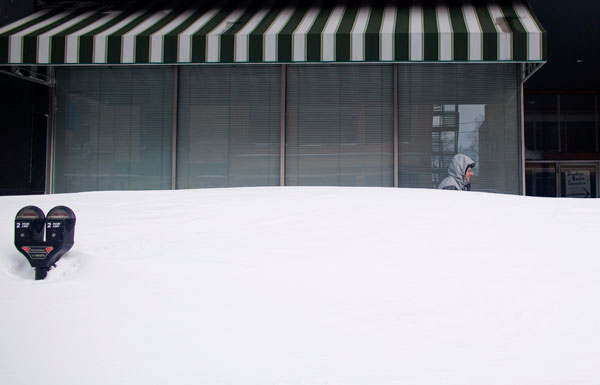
[15,206,45,244]
[46,206,76,248]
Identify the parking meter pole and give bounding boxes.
[35,268,49,281]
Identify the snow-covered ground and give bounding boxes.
[1,187,599,385]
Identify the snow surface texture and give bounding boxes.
[1,187,600,385]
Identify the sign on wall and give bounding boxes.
[565,170,592,198]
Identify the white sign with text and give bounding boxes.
[565,170,592,198]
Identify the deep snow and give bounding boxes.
[1,187,600,385]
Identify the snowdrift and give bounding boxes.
[1,187,599,385]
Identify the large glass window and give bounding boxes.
[525,93,599,155]
[176,66,280,188]
[286,65,394,187]
[524,94,559,153]
[53,64,524,194]
[54,67,173,192]
[398,64,520,194]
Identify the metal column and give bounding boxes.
[172,66,179,190]
[393,64,399,188]
[280,64,287,186]
[45,67,56,194]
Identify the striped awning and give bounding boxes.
[0,0,546,65]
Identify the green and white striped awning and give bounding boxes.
[0,0,546,65]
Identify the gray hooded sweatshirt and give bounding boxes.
[438,154,475,191]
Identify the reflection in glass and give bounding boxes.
[457,104,485,173]
[431,104,484,187]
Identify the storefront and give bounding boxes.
[0,0,546,194]
[525,92,600,197]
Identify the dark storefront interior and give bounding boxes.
[523,0,600,197]
[525,92,599,197]
[0,74,47,195]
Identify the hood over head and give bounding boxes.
[447,154,476,189]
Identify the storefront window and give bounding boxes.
[285,65,394,187]
[176,66,281,188]
[525,93,599,155]
[525,163,557,197]
[560,94,597,153]
[53,64,522,194]
[53,67,173,192]
[524,94,559,153]
[398,64,519,194]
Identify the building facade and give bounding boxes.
[0,0,546,194]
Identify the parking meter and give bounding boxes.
[46,206,76,251]
[15,205,76,280]
[15,206,46,243]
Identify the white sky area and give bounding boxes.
[1,186,600,385]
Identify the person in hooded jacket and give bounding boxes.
[438,153,476,191]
